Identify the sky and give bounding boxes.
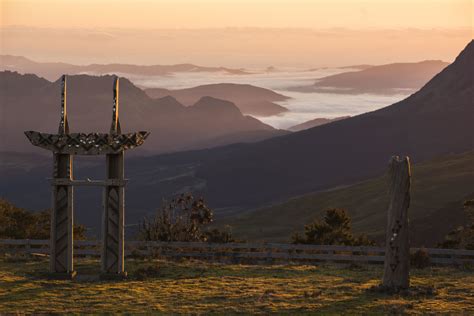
[2,0,472,29]
[0,0,473,67]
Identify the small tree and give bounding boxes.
[140,194,213,242]
[292,208,374,246]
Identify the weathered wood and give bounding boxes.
[24,131,149,155]
[50,151,74,275]
[382,156,411,289]
[101,80,126,277]
[49,178,128,187]
[24,75,147,277]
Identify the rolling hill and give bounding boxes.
[219,151,474,246]
[144,83,289,116]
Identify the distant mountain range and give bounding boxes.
[308,64,373,71]
[288,116,350,132]
[145,83,289,116]
[0,72,285,155]
[299,60,449,94]
[0,55,251,81]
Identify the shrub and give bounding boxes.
[0,198,86,240]
[410,248,431,269]
[292,208,375,246]
[438,199,474,249]
[202,226,236,243]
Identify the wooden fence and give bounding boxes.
[1,239,473,266]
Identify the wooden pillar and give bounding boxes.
[101,151,126,276]
[101,76,126,277]
[50,152,75,277]
[382,156,411,289]
[49,75,75,278]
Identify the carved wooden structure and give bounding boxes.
[382,156,411,289]
[25,75,149,278]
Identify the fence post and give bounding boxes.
[382,156,411,289]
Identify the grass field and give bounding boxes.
[1,256,473,314]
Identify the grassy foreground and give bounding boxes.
[1,256,473,314]
[0,258,474,314]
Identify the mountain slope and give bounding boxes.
[145,83,289,116]
[220,151,474,246]
[0,72,279,155]
[288,116,350,132]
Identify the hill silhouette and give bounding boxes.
[145,83,289,116]
[299,60,449,94]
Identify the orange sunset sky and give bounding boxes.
[1,0,473,67]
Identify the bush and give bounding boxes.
[0,198,86,240]
[203,226,237,243]
[438,199,474,249]
[291,208,375,246]
[410,248,431,269]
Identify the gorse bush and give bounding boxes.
[292,208,375,246]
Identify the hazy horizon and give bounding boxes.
[2,0,472,67]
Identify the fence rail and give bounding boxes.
[1,239,473,266]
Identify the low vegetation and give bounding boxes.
[292,208,374,246]
[438,199,474,249]
[1,256,473,314]
[0,199,85,240]
[139,194,237,243]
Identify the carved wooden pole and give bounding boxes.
[50,75,75,277]
[101,77,126,277]
[382,156,411,289]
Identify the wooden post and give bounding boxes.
[382,156,411,289]
[49,76,75,278]
[101,152,126,276]
[101,77,127,278]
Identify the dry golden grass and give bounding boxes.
[0,256,473,314]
